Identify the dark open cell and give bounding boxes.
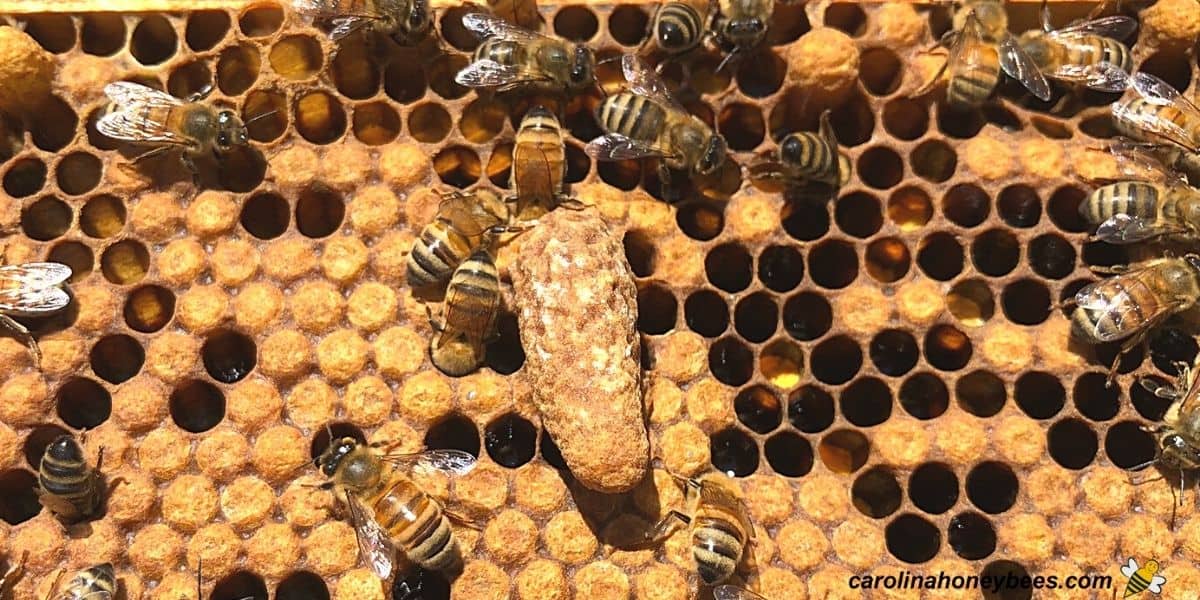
[186,10,230,51]
[217,43,261,96]
[835,192,882,238]
[565,142,590,183]
[219,145,268,193]
[433,145,482,189]
[1140,50,1192,95]
[782,292,831,341]
[167,60,214,100]
[123,285,176,333]
[675,201,725,241]
[425,414,482,458]
[461,99,507,143]
[764,431,813,478]
[709,336,754,386]
[965,461,1018,514]
[924,325,972,371]
[1031,115,1072,139]
[758,245,804,292]
[331,41,379,99]
[956,370,1006,418]
[608,5,648,46]
[485,413,538,469]
[410,102,453,143]
[309,422,367,463]
[735,386,783,434]
[212,570,268,600]
[239,4,284,36]
[354,102,402,146]
[1000,279,1051,325]
[810,335,862,385]
[384,59,427,104]
[808,240,858,289]
[56,377,112,430]
[718,103,766,151]
[1047,185,1089,233]
[830,91,874,146]
[554,5,599,41]
[295,92,348,144]
[997,185,1041,228]
[980,561,1033,600]
[90,334,144,384]
[1093,340,1145,377]
[859,47,902,95]
[948,512,996,560]
[909,462,958,514]
[276,571,330,600]
[624,230,655,277]
[21,196,71,241]
[972,229,1020,277]
[858,147,904,190]
[1048,418,1099,469]
[734,293,777,343]
[916,232,963,281]
[22,424,72,469]
[23,14,76,53]
[736,50,786,98]
[942,183,990,227]
[56,152,102,196]
[886,514,941,564]
[4,157,46,198]
[203,330,258,384]
[1105,421,1158,470]
[936,102,985,138]
[1079,114,1117,139]
[241,192,289,239]
[781,191,830,241]
[865,238,911,283]
[825,2,866,35]
[1028,234,1076,279]
[982,103,1021,132]
[637,284,677,335]
[82,14,126,56]
[788,386,835,433]
[296,185,345,238]
[47,242,92,284]
[910,139,957,183]
[1014,371,1065,420]
[882,97,929,140]
[841,377,892,427]
[710,427,759,477]
[169,380,226,433]
[539,430,567,469]
[705,243,753,292]
[432,54,472,100]
[0,470,40,525]
[869,329,919,377]
[1080,240,1126,269]
[852,467,902,518]
[393,567,451,600]
[1149,328,1200,376]
[684,290,729,338]
[899,372,949,420]
[1073,372,1120,422]
[31,97,77,152]
[598,159,642,191]
[1131,375,1173,421]
[131,15,177,65]
[485,311,526,375]
[818,429,870,474]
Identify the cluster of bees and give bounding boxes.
[6,0,1200,597]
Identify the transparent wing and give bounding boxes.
[379,449,478,477]
[345,490,397,580]
[1054,15,1138,40]
[97,82,190,144]
[0,262,71,289]
[585,133,669,161]
[292,0,390,19]
[1121,557,1138,577]
[461,11,546,43]
[621,53,683,110]
[999,34,1052,101]
[1106,138,1185,184]
[698,479,756,541]
[818,109,837,155]
[437,193,504,237]
[0,263,72,315]
[455,59,536,88]
[330,16,375,39]
[713,586,769,600]
[1092,214,1183,244]
[1075,272,1179,341]
[1117,72,1200,152]
[1148,576,1166,593]
[1053,61,1129,92]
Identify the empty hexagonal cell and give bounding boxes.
[461,99,508,143]
[782,292,831,341]
[947,279,994,327]
[684,290,729,338]
[217,43,262,96]
[554,5,599,41]
[709,336,754,386]
[47,241,93,284]
[1140,49,1191,95]
[597,158,642,190]
[965,461,1018,514]
[56,152,102,196]
[353,102,402,145]
[623,230,656,277]
[90,334,144,384]
[167,60,213,100]
[637,283,677,335]
[429,54,471,100]
[425,414,482,458]
[830,91,875,146]
[0,470,40,525]
[887,186,932,231]
[239,3,284,37]
[203,329,258,384]
[899,372,949,420]
[835,192,882,238]
[869,329,918,377]
[169,380,226,433]
[852,467,901,518]
[410,102,454,143]
[735,51,785,98]
[810,335,862,385]
[916,232,963,281]
[818,429,869,474]
[185,10,230,51]
[0,116,25,162]
[909,462,958,515]
[860,47,902,96]
[710,427,759,477]
[788,385,834,433]
[781,192,830,241]
[1149,327,1200,375]
[270,35,324,80]
[824,2,866,36]
[760,339,803,389]
[996,186,1041,230]
[333,42,380,99]
[212,571,268,600]
[1072,372,1120,422]
[1047,185,1089,233]
[735,386,783,434]
[385,59,428,104]
[433,146,482,188]
[734,293,777,343]
[956,370,1005,417]
[485,312,525,375]
[808,240,858,289]
[241,192,289,240]
[764,431,813,478]
[5,152,43,193]
[882,97,928,140]
[858,147,904,190]
[718,103,766,151]
[948,512,996,560]
[971,229,1020,277]
[608,5,648,46]
[23,14,76,53]
[81,14,126,56]
[924,324,972,371]
[910,139,957,183]
[1031,115,1073,139]
[295,92,348,144]
[705,243,752,293]
[936,102,985,139]
[1027,234,1076,279]
[1000,279,1051,325]
[100,240,150,285]
[841,377,892,427]
[277,571,331,600]
[865,238,910,283]
[296,185,345,238]
[942,183,990,227]
[131,15,177,65]
[1014,371,1064,420]
[32,97,78,152]
[310,422,368,462]
[124,285,176,333]
[1104,421,1157,470]
[757,245,803,292]
[21,196,70,240]
[56,377,112,430]
[485,413,538,469]
[486,142,513,187]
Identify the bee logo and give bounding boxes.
[1121,558,1167,598]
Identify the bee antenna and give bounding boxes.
[244,109,279,126]
[715,47,738,74]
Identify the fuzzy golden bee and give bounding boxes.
[38,434,106,525]
[1136,360,1200,527]
[916,0,1051,108]
[407,189,510,288]
[292,0,433,45]
[751,109,848,190]
[428,240,503,377]
[44,563,117,600]
[456,12,596,92]
[1114,71,1200,156]
[0,262,71,364]
[587,54,727,200]
[1015,0,1135,94]
[512,105,569,214]
[645,472,756,586]
[1080,143,1200,244]
[315,437,477,577]
[96,81,259,178]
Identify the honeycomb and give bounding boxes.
[2,0,1200,598]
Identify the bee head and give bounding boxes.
[45,435,84,462]
[214,110,248,152]
[723,17,766,46]
[318,436,360,477]
[569,46,595,89]
[697,134,727,176]
[406,2,431,35]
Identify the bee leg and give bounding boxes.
[442,506,483,530]
[127,145,173,168]
[641,509,691,547]
[1089,264,1130,275]
[1140,378,1182,401]
[658,165,682,203]
[425,304,445,333]
[0,314,40,366]
[180,153,201,187]
[912,56,950,97]
[187,83,215,102]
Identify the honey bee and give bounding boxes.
[314,437,478,577]
[456,13,596,93]
[586,54,727,200]
[44,563,117,600]
[0,262,71,364]
[38,434,105,525]
[96,82,257,178]
[512,105,568,215]
[750,109,848,190]
[1114,71,1200,157]
[643,1,709,57]
[915,1,1051,108]
[645,472,756,586]
[712,0,771,71]
[1135,359,1200,527]
[292,0,433,45]
[1015,0,1136,94]
[1068,255,1200,365]
[428,239,503,377]
[407,189,511,288]
[1080,142,1200,244]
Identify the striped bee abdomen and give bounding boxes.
[947,43,1001,107]
[444,250,501,333]
[598,92,667,143]
[1082,182,1159,224]
[779,132,837,183]
[691,516,746,585]
[475,38,523,66]
[38,435,101,521]
[1070,277,1156,342]
[374,479,461,571]
[407,223,476,287]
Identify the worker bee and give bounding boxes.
[1068,255,1200,369]
[455,12,596,93]
[915,1,1051,108]
[512,105,568,216]
[1015,0,1136,94]
[586,54,727,200]
[292,0,433,45]
[44,563,117,600]
[314,437,477,577]
[1114,71,1200,156]
[38,434,105,525]
[712,0,772,71]
[0,262,71,364]
[96,81,262,178]
[750,109,849,190]
[645,472,756,586]
[407,189,511,289]
[1136,360,1200,527]
[643,1,709,58]
[1080,142,1200,244]
[428,239,503,377]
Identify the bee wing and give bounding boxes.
[437,193,504,236]
[586,133,670,161]
[1052,61,1129,92]
[998,34,1052,102]
[621,53,684,110]
[1121,557,1138,577]
[462,11,545,42]
[344,490,397,580]
[381,449,478,477]
[1093,214,1184,244]
[697,479,756,541]
[0,263,72,316]
[713,586,769,600]
[1053,15,1138,40]
[455,58,544,88]
[1106,138,1184,184]
[1119,72,1200,152]
[97,82,191,145]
